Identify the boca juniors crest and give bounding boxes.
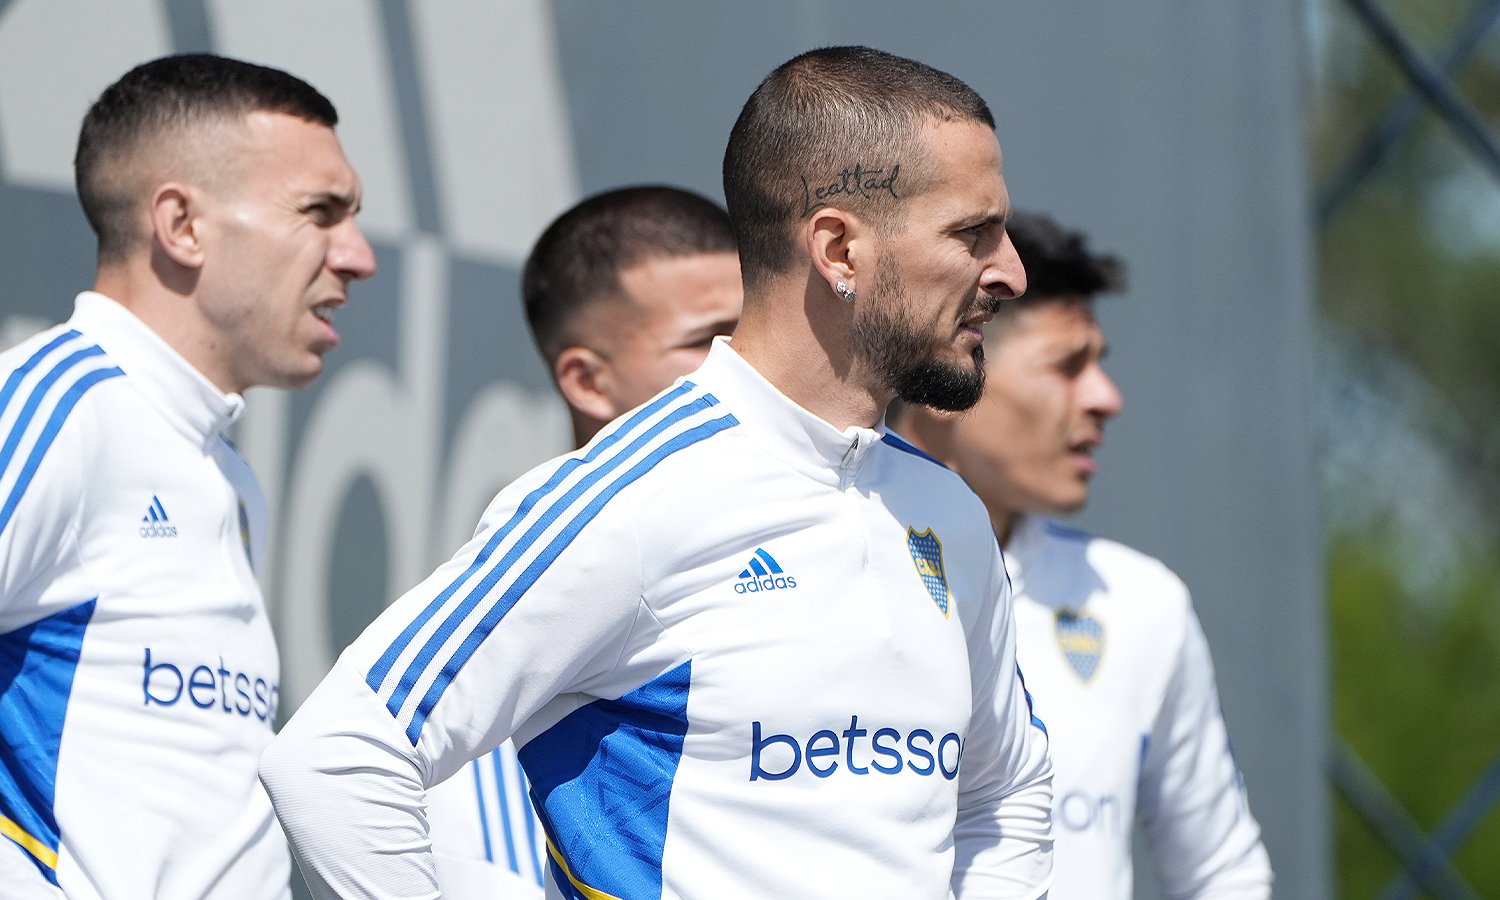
[1056,610,1104,680]
[906,527,951,617]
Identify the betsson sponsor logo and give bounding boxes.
[142,648,279,724]
[750,715,963,781]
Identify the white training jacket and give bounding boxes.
[1008,515,1271,899]
[261,338,1053,900]
[424,744,547,897]
[0,293,289,899]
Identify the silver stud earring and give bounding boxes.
[835,281,855,303]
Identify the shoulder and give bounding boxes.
[1024,519,1192,622]
[0,325,128,495]
[473,381,744,543]
[1,321,130,418]
[877,428,991,522]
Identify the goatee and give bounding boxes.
[851,263,989,412]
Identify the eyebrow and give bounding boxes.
[306,189,362,215]
[950,208,1010,232]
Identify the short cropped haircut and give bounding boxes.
[521,185,738,363]
[723,46,994,288]
[75,53,338,262]
[1006,211,1126,301]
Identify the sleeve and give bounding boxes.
[1138,601,1273,899]
[260,479,646,899]
[951,545,1054,899]
[0,406,83,621]
[0,387,86,894]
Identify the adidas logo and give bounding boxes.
[734,548,797,594]
[139,495,178,538]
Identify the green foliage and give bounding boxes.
[1312,0,1500,895]
[1329,535,1500,898]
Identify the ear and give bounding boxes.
[553,346,618,425]
[804,207,864,298]
[150,182,205,269]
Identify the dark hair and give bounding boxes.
[75,53,338,262]
[723,46,994,288]
[1006,211,1126,300]
[521,185,738,362]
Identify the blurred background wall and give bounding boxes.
[0,2,1332,896]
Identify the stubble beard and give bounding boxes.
[851,262,989,412]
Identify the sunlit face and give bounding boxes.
[945,298,1123,521]
[853,118,1026,411]
[191,111,376,393]
[592,251,742,415]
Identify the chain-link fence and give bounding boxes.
[1317,1,1500,896]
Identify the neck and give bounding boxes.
[732,279,890,431]
[992,507,1022,548]
[570,410,603,450]
[93,252,236,394]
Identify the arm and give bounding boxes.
[952,549,1054,899]
[0,404,86,895]
[260,480,645,899]
[1138,603,1273,899]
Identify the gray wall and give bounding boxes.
[0,1,1327,895]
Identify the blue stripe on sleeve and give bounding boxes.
[0,332,80,421]
[0,346,106,487]
[366,382,698,692]
[490,747,520,875]
[470,759,494,864]
[402,412,737,744]
[0,361,123,540]
[520,766,545,886]
[385,392,719,718]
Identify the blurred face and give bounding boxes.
[192,111,376,393]
[852,118,1026,411]
[945,298,1122,521]
[594,251,742,414]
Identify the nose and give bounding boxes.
[1084,364,1124,421]
[330,219,377,282]
[982,228,1027,300]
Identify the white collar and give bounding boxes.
[69,291,244,446]
[690,337,884,484]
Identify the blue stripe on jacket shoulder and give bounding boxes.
[881,432,947,468]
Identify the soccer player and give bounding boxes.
[261,46,1053,899]
[0,55,375,898]
[424,185,741,896]
[893,212,1273,898]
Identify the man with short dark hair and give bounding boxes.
[521,186,741,447]
[0,53,374,898]
[893,212,1273,899]
[263,46,1053,899]
[424,185,741,897]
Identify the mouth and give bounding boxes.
[1069,437,1102,474]
[312,300,342,326]
[958,295,1000,335]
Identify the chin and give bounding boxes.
[272,362,325,391]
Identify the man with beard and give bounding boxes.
[261,46,1054,900]
[893,212,1273,898]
